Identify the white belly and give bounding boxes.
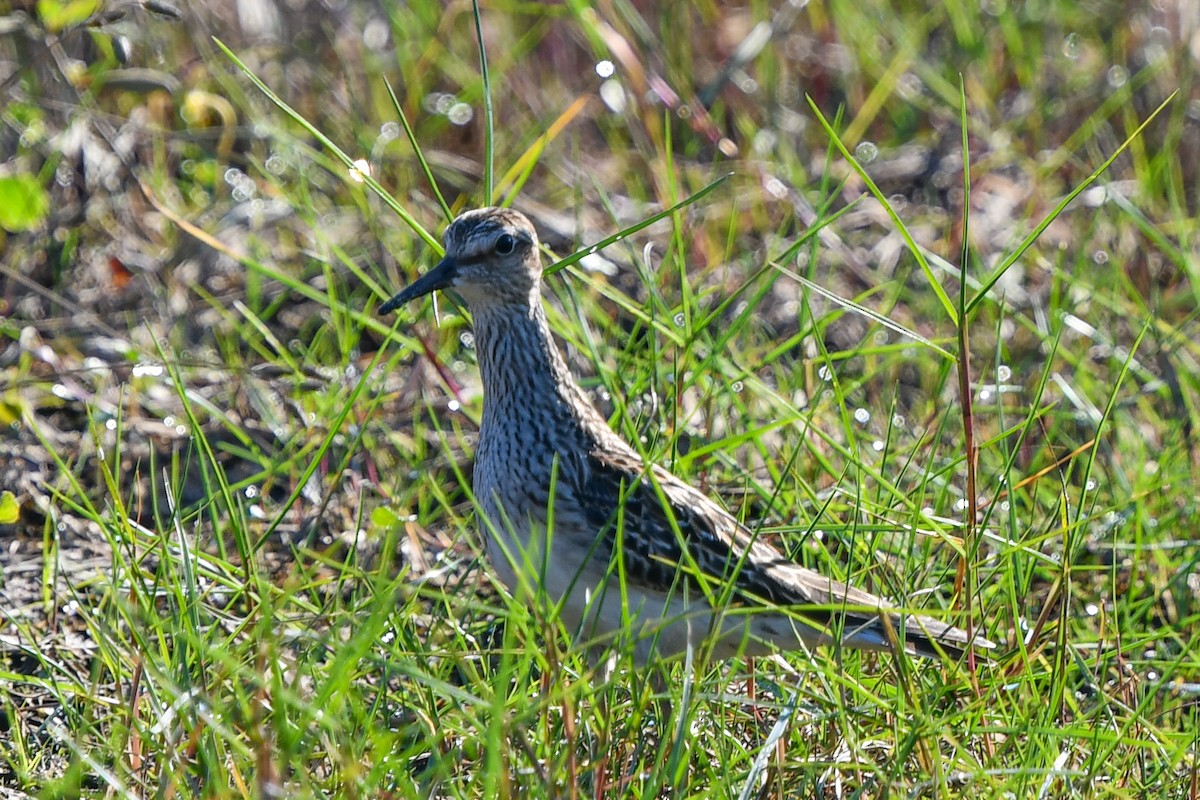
[480,512,797,664]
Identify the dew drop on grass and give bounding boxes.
[600,79,626,113]
[1093,249,1109,264]
[163,416,175,426]
[1063,32,1081,59]
[997,364,1011,381]
[979,388,992,401]
[460,331,475,348]
[447,103,473,126]
[871,440,884,452]
[854,141,878,164]
[1142,26,1171,65]
[853,407,870,424]
[1086,479,1097,491]
[1086,603,1099,616]
[447,399,461,413]
[736,75,758,94]
[245,485,258,499]
[1107,65,1128,88]
[362,16,389,50]
[763,176,787,199]
[673,312,686,327]
[753,130,778,156]
[897,73,922,99]
[730,380,744,394]
[105,418,116,431]
[433,93,454,114]
[817,364,832,382]
[595,60,615,78]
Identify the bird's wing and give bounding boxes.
[573,442,988,657]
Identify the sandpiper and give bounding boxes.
[382,207,992,665]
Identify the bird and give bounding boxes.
[381,206,993,666]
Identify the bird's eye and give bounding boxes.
[494,234,516,255]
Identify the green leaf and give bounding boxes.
[0,491,18,524]
[36,0,101,32]
[0,392,25,427]
[0,175,50,232]
[371,506,402,527]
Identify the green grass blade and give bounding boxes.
[544,172,731,275]
[212,37,440,251]
[807,95,959,325]
[966,91,1178,314]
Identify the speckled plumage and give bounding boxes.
[383,207,993,664]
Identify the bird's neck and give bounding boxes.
[472,300,599,442]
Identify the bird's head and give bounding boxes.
[380,207,542,314]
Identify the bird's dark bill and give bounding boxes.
[379,255,457,314]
